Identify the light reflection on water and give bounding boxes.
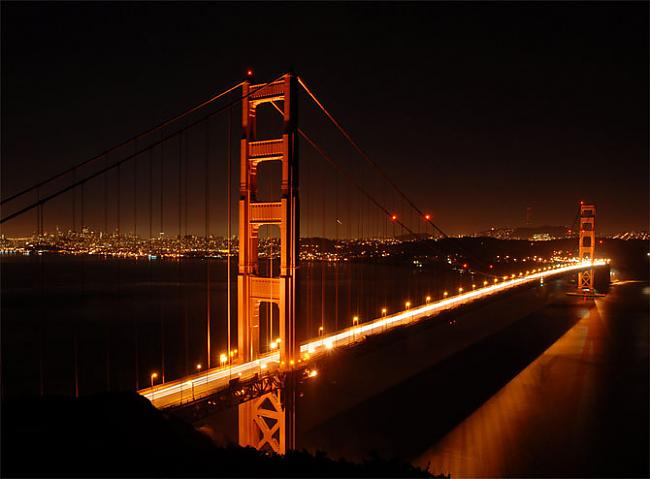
[415,282,647,478]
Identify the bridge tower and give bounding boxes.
[237,73,299,454]
[577,202,596,292]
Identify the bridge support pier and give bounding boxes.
[239,375,295,453]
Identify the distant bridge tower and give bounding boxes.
[237,73,299,454]
[577,202,596,292]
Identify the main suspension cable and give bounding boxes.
[2,81,243,206]
[1,74,286,225]
[297,76,495,277]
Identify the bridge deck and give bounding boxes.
[139,261,606,409]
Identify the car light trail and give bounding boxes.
[140,260,606,407]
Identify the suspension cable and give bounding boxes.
[1,74,286,225]
[568,203,581,238]
[268,99,492,279]
[297,76,496,277]
[1,81,243,206]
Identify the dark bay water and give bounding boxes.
[415,280,649,477]
[296,280,649,477]
[3,255,647,477]
[1,254,467,397]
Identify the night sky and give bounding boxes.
[2,2,648,235]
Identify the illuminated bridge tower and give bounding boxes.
[237,73,299,454]
[577,203,596,292]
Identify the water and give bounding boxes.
[295,279,648,477]
[1,254,465,397]
[3,255,647,477]
[414,280,649,477]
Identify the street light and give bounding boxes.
[352,316,359,341]
[196,363,202,372]
[443,291,448,298]
[150,372,158,403]
[483,280,488,286]
[318,326,324,337]
[472,284,476,289]
[405,301,411,309]
[458,287,463,294]
[219,353,227,367]
[425,296,431,304]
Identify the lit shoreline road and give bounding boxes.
[140,260,607,409]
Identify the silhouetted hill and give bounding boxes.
[1,392,438,478]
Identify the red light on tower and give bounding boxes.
[424,214,431,221]
[489,264,494,269]
[391,214,398,221]
[246,68,254,79]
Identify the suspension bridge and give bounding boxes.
[1,71,606,455]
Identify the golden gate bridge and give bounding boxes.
[0,71,605,454]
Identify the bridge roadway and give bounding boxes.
[140,260,606,409]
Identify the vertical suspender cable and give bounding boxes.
[35,187,44,395]
[133,154,140,387]
[177,132,186,374]
[184,130,189,238]
[178,134,182,239]
[117,165,121,237]
[182,134,189,375]
[104,156,108,235]
[80,182,84,232]
[205,120,211,369]
[160,137,165,383]
[133,153,137,238]
[160,138,164,237]
[149,149,153,241]
[72,169,76,232]
[226,106,232,366]
[320,156,325,335]
[334,171,339,331]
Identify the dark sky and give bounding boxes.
[2,2,648,236]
